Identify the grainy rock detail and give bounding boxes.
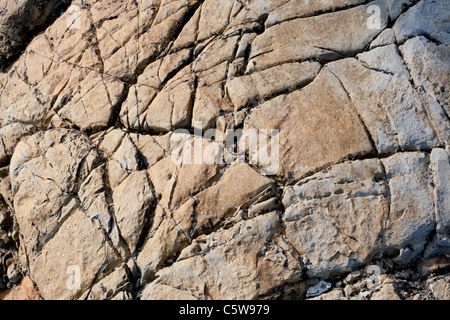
[0,0,449,300]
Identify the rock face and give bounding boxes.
[0,0,449,300]
[0,0,69,70]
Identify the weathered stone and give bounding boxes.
[0,277,42,300]
[141,212,302,300]
[10,129,103,261]
[400,36,450,117]
[357,44,410,80]
[129,133,170,169]
[93,0,200,81]
[381,152,435,263]
[327,58,439,154]
[283,159,389,277]
[0,0,448,301]
[112,171,154,254]
[430,149,450,247]
[83,266,132,300]
[345,271,363,284]
[248,1,389,73]
[265,0,367,29]
[0,0,67,69]
[370,29,397,49]
[371,277,413,300]
[107,133,141,189]
[308,289,345,301]
[226,61,321,110]
[393,0,450,44]
[283,152,437,278]
[428,276,450,300]
[0,8,127,132]
[192,83,233,131]
[0,168,12,213]
[30,209,120,300]
[137,161,275,282]
[141,283,198,300]
[0,123,36,165]
[245,68,374,181]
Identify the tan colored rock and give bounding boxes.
[371,278,412,300]
[226,61,321,110]
[0,71,50,128]
[308,289,345,301]
[193,35,240,74]
[56,73,125,131]
[141,212,302,300]
[0,0,448,301]
[120,61,163,131]
[107,133,141,189]
[121,65,196,133]
[196,0,235,42]
[0,276,42,300]
[248,1,389,73]
[265,0,367,28]
[137,161,275,281]
[327,58,439,154]
[148,135,224,210]
[10,129,103,261]
[83,266,132,300]
[129,132,170,169]
[113,171,154,254]
[0,168,12,222]
[159,49,192,84]
[283,152,437,277]
[141,283,198,300]
[78,164,128,259]
[30,209,120,300]
[190,163,275,235]
[0,7,126,132]
[0,123,36,166]
[93,0,200,80]
[96,129,127,156]
[192,83,234,131]
[110,291,132,300]
[0,0,66,68]
[244,68,374,181]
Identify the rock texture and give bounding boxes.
[0,0,69,70]
[0,0,449,300]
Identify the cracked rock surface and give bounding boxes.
[0,0,449,300]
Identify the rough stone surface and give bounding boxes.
[400,36,450,117]
[0,0,449,300]
[0,0,68,69]
[141,212,302,300]
[393,0,450,44]
[244,68,375,181]
[0,276,42,300]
